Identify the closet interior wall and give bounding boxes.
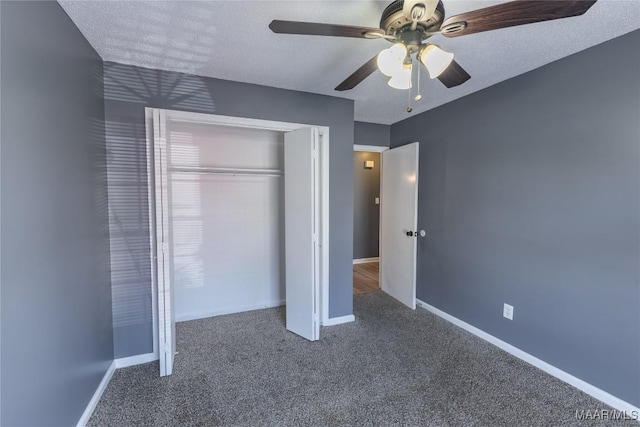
[166,120,286,322]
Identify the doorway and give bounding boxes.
[353,145,385,295]
[146,109,330,376]
[353,143,420,309]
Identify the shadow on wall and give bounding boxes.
[89,60,114,337]
[104,61,217,357]
[100,4,356,353]
[104,63,217,110]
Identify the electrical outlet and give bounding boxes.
[503,303,514,320]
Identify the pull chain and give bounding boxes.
[407,58,414,113]
[415,63,422,101]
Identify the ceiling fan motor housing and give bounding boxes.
[398,30,424,53]
[380,0,445,40]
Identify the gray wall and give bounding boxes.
[1,2,113,426]
[391,30,640,406]
[104,62,355,357]
[353,152,381,259]
[355,121,390,147]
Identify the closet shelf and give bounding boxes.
[170,166,283,177]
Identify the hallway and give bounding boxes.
[353,262,379,295]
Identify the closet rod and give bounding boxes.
[170,166,283,177]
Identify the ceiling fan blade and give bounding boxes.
[403,0,439,22]
[269,20,384,38]
[437,60,471,88]
[441,0,597,38]
[335,55,379,91]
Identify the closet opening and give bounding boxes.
[146,109,330,376]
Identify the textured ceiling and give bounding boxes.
[59,0,640,125]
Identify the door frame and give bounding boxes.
[146,108,331,362]
[353,144,388,287]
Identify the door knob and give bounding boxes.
[406,231,416,237]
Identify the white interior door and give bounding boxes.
[153,109,176,376]
[380,142,419,309]
[284,127,320,341]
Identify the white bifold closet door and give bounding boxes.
[284,127,320,342]
[153,109,176,377]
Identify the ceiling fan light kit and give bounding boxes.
[419,44,454,79]
[378,42,453,89]
[377,43,408,77]
[388,64,413,90]
[269,0,598,107]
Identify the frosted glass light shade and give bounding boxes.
[388,64,412,90]
[377,43,407,77]
[420,45,454,79]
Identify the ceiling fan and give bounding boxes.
[269,0,597,94]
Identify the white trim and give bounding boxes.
[176,300,286,323]
[144,108,159,360]
[76,361,116,427]
[354,144,389,153]
[166,109,309,132]
[321,131,330,326]
[353,257,379,264]
[114,352,159,369]
[312,127,321,340]
[410,143,419,310]
[415,299,640,415]
[322,315,355,326]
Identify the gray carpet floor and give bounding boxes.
[89,292,633,426]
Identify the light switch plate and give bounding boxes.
[503,303,514,320]
[375,197,380,205]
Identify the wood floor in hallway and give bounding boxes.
[353,261,379,295]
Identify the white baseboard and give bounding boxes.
[76,361,116,427]
[115,352,158,368]
[322,314,355,326]
[415,299,640,415]
[353,257,379,265]
[176,299,285,323]
[77,353,160,426]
